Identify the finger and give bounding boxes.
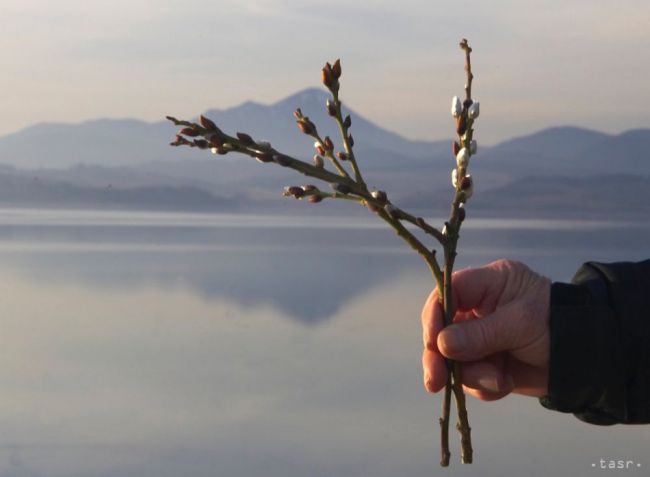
[437,301,523,361]
[422,349,447,393]
[458,360,514,394]
[421,288,444,352]
[462,384,511,402]
[451,260,512,316]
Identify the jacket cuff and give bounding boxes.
[538,281,624,424]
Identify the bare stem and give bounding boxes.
[439,38,475,466]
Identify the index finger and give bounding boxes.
[421,288,447,392]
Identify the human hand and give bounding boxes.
[422,259,551,400]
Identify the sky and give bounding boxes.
[1,0,649,145]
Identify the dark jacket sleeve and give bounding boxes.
[538,259,650,424]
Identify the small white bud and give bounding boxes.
[470,140,478,155]
[314,141,322,149]
[456,148,470,168]
[211,147,218,155]
[451,96,462,117]
[468,101,480,119]
[451,169,458,188]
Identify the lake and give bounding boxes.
[0,208,647,477]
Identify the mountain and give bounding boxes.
[0,87,648,216]
[0,88,447,170]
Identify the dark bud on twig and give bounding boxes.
[193,139,209,149]
[308,195,323,204]
[297,119,316,135]
[199,115,217,131]
[323,136,334,151]
[315,143,326,156]
[255,152,273,163]
[237,132,254,145]
[336,151,348,161]
[384,204,402,219]
[371,190,387,204]
[170,135,191,147]
[416,217,427,228]
[209,136,224,148]
[348,134,354,147]
[326,99,337,117]
[302,184,317,192]
[456,115,467,136]
[452,141,461,156]
[332,59,342,79]
[286,186,305,199]
[332,183,352,194]
[458,205,466,222]
[273,154,290,167]
[313,155,324,168]
[322,63,333,88]
[180,127,199,137]
[460,175,473,191]
[463,99,473,109]
[343,115,352,128]
[293,108,303,120]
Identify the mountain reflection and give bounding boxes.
[0,210,647,324]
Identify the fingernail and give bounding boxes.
[478,376,500,393]
[424,375,434,393]
[440,326,467,355]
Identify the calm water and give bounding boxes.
[0,208,647,477]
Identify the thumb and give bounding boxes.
[437,303,522,361]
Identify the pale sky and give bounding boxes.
[1,0,648,144]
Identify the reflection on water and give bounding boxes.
[0,209,648,476]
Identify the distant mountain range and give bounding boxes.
[0,88,647,217]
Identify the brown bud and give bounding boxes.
[170,135,190,147]
[199,115,217,131]
[293,108,303,120]
[456,115,467,136]
[371,190,387,203]
[323,136,334,151]
[322,63,333,88]
[458,206,466,222]
[193,139,209,149]
[237,132,254,145]
[255,152,273,163]
[343,115,352,128]
[452,141,461,156]
[332,183,352,194]
[336,151,348,161]
[348,134,354,147]
[416,217,426,228]
[179,127,199,137]
[315,145,326,156]
[287,186,305,198]
[297,120,315,135]
[326,99,337,117]
[209,136,224,148]
[214,147,227,155]
[302,184,317,192]
[463,99,473,109]
[308,195,323,204]
[313,155,324,168]
[460,176,473,190]
[332,59,342,79]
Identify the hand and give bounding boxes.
[421,259,551,400]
